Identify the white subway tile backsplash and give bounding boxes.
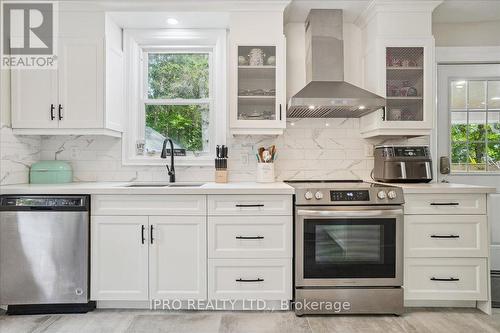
[1,118,430,185]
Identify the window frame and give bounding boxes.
[448,77,500,174]
[122,29,227,166]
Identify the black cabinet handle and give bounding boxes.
[150,225,154,244]
[431,235,460,239]
[430,202,459,206]
[236,278,264,282]
[235,204,264,208]
[50,104,55,120]
[430,277,460,282]
[279,104,282,121]
[141,225,146,244]
[236,236,264,240]
[58,104,63,120]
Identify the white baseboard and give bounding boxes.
[405,300,477,308]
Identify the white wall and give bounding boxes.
[433,20,500,47]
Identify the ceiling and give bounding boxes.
[433,0,500,23]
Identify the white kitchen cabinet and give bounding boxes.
[11,16,123,137]
[58,38,104,129]
[11,69,58,128]
[405,258,488,301]
[403,192,491,312]
[228,10,287,135]
[208,258,292,300]
[208,195,291,216]
[92,195,206,216]
[360,38,435,138]
[149,216,207,300]
[208,215,291,259]
[91,216,149,301]
[230,40,286,135]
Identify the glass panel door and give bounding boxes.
[386,47,424,121]
[237,46,277,121]
[304,218,396,279]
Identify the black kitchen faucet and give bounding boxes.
[161,138,176,183]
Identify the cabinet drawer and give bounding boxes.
[208,195,292,216]
[208,216,292,259]
[92,195,206,215]
[208,259,292,300]
[404,258,487,301]
[404,194,486,215]
[405,215,488,257]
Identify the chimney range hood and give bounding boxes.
[287,9,386,118]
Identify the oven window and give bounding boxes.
[304,218,396,279]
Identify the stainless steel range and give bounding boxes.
[285,180,404,316]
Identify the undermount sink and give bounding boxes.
[122,183,204,188]
[167,183,204,188]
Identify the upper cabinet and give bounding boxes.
[359,38,434,138]
[229,12,286,135]
[356,1,440,139]
[10,11,124,137]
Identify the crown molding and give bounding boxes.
[59,0,291,12]
[354,0,443,28]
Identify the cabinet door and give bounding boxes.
[11,69,58,128]
[231,38,286,130]
[58,37,104,128]
[149,216,207,300]
[91,216,149,301]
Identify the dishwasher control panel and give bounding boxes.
[0,196,88,210]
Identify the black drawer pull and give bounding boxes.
[431,235,460,239]
[235,204,264,208]
[236,236,264,240]
[150,225,154,244]
[58,104,63,120]
[430,277,460,282]
[430,202,459,206]
[236,278,264,282]
[50,104,55,120]
[141,225,146,244]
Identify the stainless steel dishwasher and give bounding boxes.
[0,195,95,314]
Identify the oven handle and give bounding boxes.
[297,209,403,218]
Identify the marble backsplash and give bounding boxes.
[0,124,41,185]
[21,118,428,184]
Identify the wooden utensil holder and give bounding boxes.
[215,170,228,183]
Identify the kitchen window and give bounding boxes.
[449,79,500,172]
[143,51,212,155]
[123,29,226,166]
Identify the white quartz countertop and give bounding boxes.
[379,182,497,194]
[0,181,295,195]
[0,181,495,196]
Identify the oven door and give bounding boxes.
[295,206,403,287]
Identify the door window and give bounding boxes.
[450,79,500,172]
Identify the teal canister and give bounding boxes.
[30,161,73,184]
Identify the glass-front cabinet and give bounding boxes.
[230,40,286,134]
[385,47,424,122]
[360,38,434,138]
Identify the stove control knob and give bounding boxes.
[377,190,387,199]
[315,191,324,200]
[387,190,397,200]
[304,191,313,200]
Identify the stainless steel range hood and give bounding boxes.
[287,9,386,118]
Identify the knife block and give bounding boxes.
[215,170,228,183]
